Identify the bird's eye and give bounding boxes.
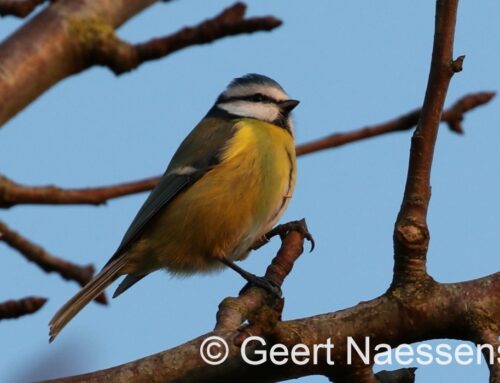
[251,93,266,102]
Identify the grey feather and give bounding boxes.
[112,274,147,298]
[49,256,129,342]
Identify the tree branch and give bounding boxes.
[295,91,494,156]
[0,1,281,127]
[0,0,156,127]
[215,219,309,337]
[0,220,106,304]
[392,0,461,286]
[39,217,499,382]
[93,2,282,75]
[0,174,160,208]
[0,92,493,209]
[0,296,47,319]
[40,271,499,382]
[0,0,46,18]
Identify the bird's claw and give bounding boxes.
[263,218,315,252]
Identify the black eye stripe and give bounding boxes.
[220,93,278,104]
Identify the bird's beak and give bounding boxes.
[279,99,300,112]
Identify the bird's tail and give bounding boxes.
[49,256,128,342]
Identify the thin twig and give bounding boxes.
[296,91,494,156]
[0,220,107,304]
[0,174,160,208]
[92,2,282,74]
[0,296,47,319]
[0,0,46,18]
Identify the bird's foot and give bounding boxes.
[239,275,282,298]
[221,258,282,297]
[251,218,315,252]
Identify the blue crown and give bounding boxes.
[228,73,284,92]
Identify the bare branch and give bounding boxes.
[440,90,493,133]
[216,220,309,337]
[392,0,461,285]
[0,174,160,208]
[0,0,46,18]
[93,2,282,74]
[0,296,47,319]
[38,216,499,382]
[0,1,280,127]
[296,91,495,156]
[40,272,499,383]
[0,0,157,127]
[0,220,106,304]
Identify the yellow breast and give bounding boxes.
[128,118,296,275]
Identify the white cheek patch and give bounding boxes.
[168,166,198,176]
[218,100,280,123]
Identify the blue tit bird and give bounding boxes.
[49,74,299,341]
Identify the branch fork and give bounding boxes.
[216,219,310,345]
[71,2,282,74]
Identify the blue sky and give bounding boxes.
[1,1,499,382]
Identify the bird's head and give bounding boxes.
[214,74,299,133]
